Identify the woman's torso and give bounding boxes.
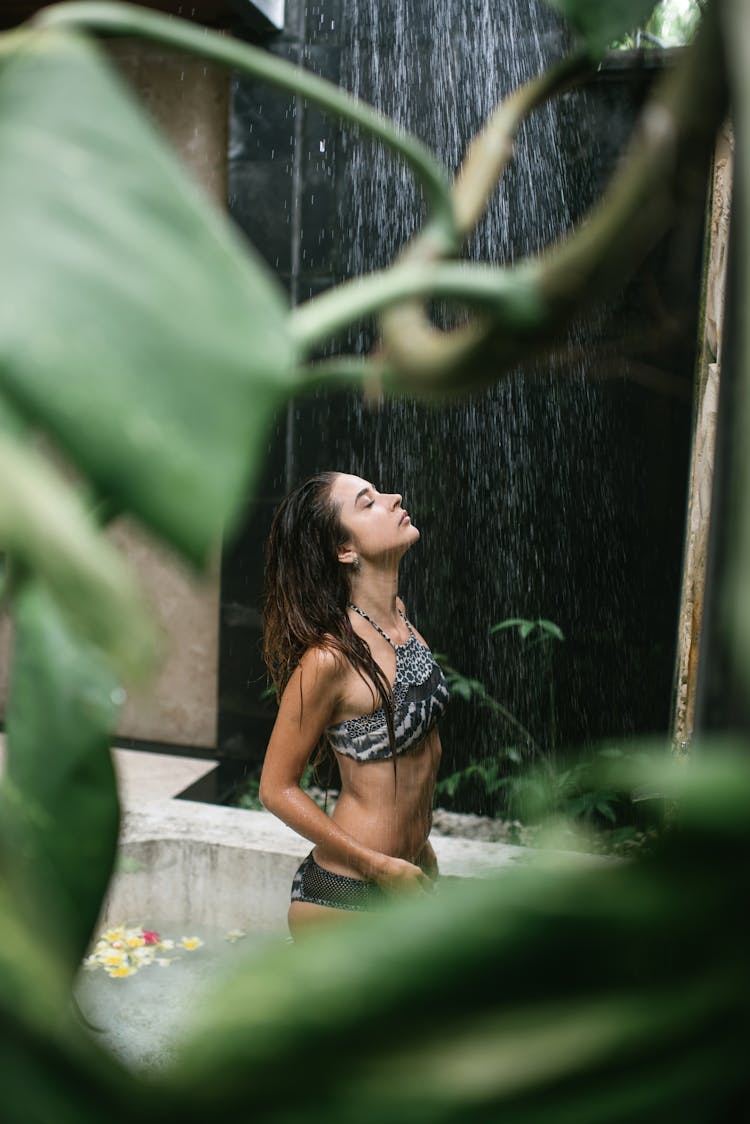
[313,607,448,877]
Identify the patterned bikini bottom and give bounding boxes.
[290,851,385,913]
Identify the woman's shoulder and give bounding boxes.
[284,642,348,718]
[297,640,347,683]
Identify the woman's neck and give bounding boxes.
[350,568,400,627]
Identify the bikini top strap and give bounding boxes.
[400,611,416,639]
[348,603,413,650]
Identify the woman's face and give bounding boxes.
[330,473,420,563]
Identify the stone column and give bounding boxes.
[107,42,229,750]
[0,40,230,752]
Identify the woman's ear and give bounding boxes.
[338,542,357,565]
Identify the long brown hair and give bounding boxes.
[263,472,396,763]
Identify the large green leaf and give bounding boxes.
[166,752,749,1121]
[2,583,122,969]
[544,0,660,53]
[0,27,298,566]
[0,426,157,679]
[0,879,141,1124]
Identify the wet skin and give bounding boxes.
[260,474,441,935]
[284,607,442,934]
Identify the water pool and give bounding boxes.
[74,920,283,1072]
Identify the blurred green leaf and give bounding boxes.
[2,583,122,969]
[595,798,618,823]
[0,27,298,567]
[168,753,749,1120]
[545,0,660,53]
[0,878,69,1034]
[0,429,156,679]
[0,880,141,1124]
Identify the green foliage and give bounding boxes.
[438,616,649,841]
[613,0,703,48]
[545,0,661,53]
[234,773,264,811]
[435,758,508,807]
[0,425,156,681]
[168,751,750,1122]
[0,25,297,569]
[1,584,122,969]
[0,0,744,1119]
[490,617,565,643]
[503,747,659,834]
[438,615,563,756]
[234,764,320,811]
[434,746,656,848]
[439,657,538,749]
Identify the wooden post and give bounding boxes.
[672,123,733,752]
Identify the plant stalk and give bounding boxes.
[288,260,544,353]
[31,1,458,255]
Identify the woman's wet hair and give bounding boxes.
[263,472,396,768]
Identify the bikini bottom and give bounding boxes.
[290,851,385,913]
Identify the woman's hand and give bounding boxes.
[371,854,432,897]
[415,839,439,882]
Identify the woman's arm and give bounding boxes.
[259,647,429,891]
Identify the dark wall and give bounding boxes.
[220,2,708,803]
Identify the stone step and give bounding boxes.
[0,735,218,804]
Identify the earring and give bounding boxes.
[352,557,360,572]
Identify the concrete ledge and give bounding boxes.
[1,741,610,935]
[101,796,554,934]
[102,800,307,933]
[112,748,218,803]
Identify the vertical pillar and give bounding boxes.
[106,42,230,752]
[672,123,733,750]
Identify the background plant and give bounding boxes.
[0,0,747,1119]
[436,620,661,846]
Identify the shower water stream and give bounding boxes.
[227,0,702,810]
[298,0,631,790]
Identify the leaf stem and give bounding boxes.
[376,52,592,378]
[289,260,544,353]
[32,2,458,254]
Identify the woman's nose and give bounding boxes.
[391,493,403,508]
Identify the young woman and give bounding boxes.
[259,471,450,936]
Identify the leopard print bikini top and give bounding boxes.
[326,604,450,763]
